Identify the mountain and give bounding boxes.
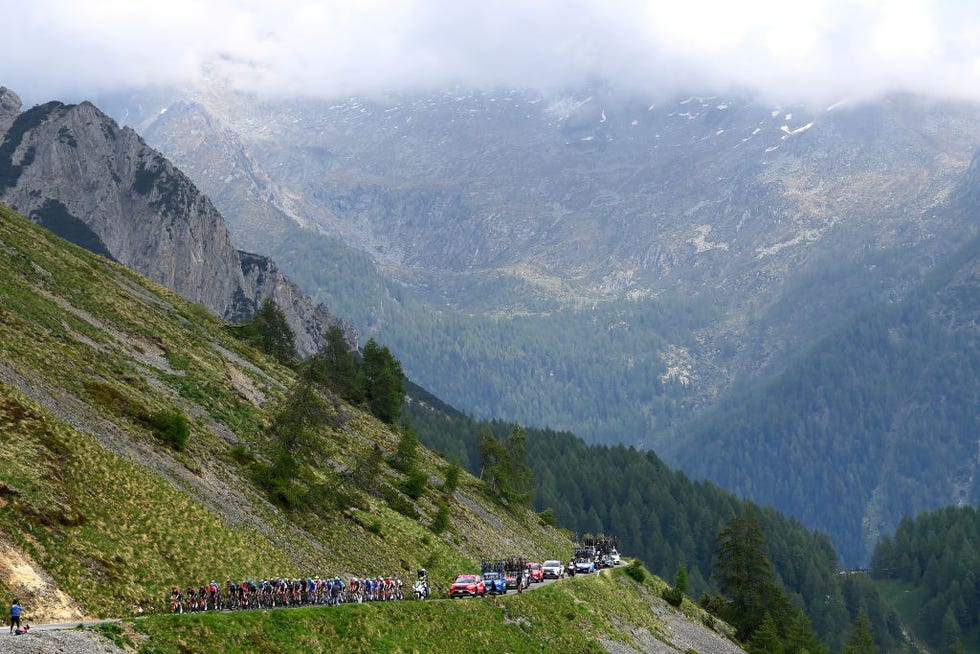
[104,87,980,442]
[0,93,907,648]
[100,84,980,568]
[0,86,351,357]
[665,163,980,566]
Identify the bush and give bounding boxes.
[441,462,460,494]
[402,468,428,499]
[430,502,450,534]
[624,559,646,583]
[229,444,255,464]
[538,507,557,527]
[381,484,418,519]
[662,586,684,607]
[142,410,189,451]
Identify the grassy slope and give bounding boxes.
[0,203,571,620]
[127,565,739,654]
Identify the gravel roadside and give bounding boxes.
[0,630,124,654]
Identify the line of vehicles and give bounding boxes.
[449,538,622,600]
[450,558,541,598]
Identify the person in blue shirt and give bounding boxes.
[9,600,23,635]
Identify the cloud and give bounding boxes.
[3,0,980,106]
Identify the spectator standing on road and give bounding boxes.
[9,599,23,635]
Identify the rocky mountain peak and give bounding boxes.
[0,86,21,133]
[0,88,353,357]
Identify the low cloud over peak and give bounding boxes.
[4,0,979,106]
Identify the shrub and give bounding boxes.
[229,444,255,464]
[430,502,450,534]
[142,410,189,451]
[381,484,418,519]
[662,586,684,607]
[624,559,646,583]
[441,462,460,493]
[402,468,428,499]
[538,507,557,527]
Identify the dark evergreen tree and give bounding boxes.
[674,563,689,595]
[430,501,450,534]
[305,324,362,402]
[243,298,296,365]
[392,424,419,472]
[747,613,783,654]
[841,608,876,654]
[475,426,534,507]
[442,461,461,493]
[361,338,406,423]
[503,426,535,506]
[713,508,790,640]
[784,607,828,654]
[476,427,508,495]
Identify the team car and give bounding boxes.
[541,560,564,579]
[575,558,596,574]
[526,562,545,583]
[450,574,486,598]
[504,568,528,590]
[482,571,508,594]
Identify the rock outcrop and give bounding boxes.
[0,87,352,356]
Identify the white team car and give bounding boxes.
[541,560,564,579]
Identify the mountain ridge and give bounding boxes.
[0,86,352,357]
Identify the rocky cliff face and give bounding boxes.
[0,87,352,356]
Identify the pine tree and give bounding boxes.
[392,424,419,472]
[674,563,689,595]
[475,426,535,508]
[783,608,828,654]
[841,608,876,654]
[442,462,461,493]
[361,339,406,423]
[503,426,535,506]
[248,298,296,365]
[747,613,783,654]
[305,324,362,402]
[713,508,791,641]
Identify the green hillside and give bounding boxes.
[667,232,980,567]
[402,396,907,653]
[0,203,569,620]
[0,202,759,653]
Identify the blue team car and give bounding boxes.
[482,571,508,595]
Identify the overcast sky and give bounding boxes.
[3,0,979,107]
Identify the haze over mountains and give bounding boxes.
[2,73,977,569]
[86,83,980,566]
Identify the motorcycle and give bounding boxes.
[412,579,430,600]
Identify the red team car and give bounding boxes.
[450,574,486,598]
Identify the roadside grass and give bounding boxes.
[129,565,727,654]
[131,574,663,653]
